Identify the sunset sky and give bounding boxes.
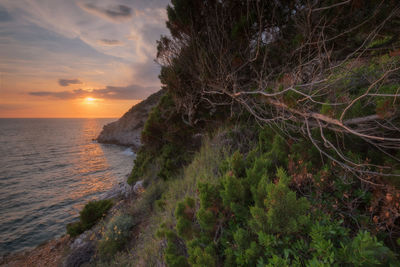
[0,0,169,118]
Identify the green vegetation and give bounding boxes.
[66,221,84,238]
[128,93,195,185]
[157,128,398,266]
[92,124,400,265]
[66,199,113,237]
[77,0,400,265]
[98,214,135,259]
[155,0,400,179]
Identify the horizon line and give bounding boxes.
[0,117,119,119]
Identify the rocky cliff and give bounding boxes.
[97,89,164,149]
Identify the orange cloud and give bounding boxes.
[29,84,157,100]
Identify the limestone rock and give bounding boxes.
[96,89,165,149]
[133,180,144,194]
[101,180,133,200]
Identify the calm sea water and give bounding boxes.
[0,118,135,255]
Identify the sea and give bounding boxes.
[0,118,135,255]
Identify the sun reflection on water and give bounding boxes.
[0,118,135,254]
[68,119,114,209]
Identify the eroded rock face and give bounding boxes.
[96,89,164,149]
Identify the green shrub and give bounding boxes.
[220,172,248,221]
[340,231,397,266]
[163,230,190,267]
[157,143,187,180]
[128,148,152,184]
[141,93,193,150]
[160,126,399,265]
[175,197,196,240]
[80,199,113,229]
[187,241,218,267]
[141,180,165,212]
[67,199,113,237]
[230,151,246,178]
[196,183,221,235]
[250,168,310,235]
[98,214,135,259]
[128,92,194,185]
[66,221,84,237]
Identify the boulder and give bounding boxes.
[101,180,133,200]
[133,180,144,194]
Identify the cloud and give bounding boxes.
[131,60,161,86]
[29,91,76,99]
[58,78,82,86]
[79,2,132,22]
[0,6,12,22]
[29,84,158,100]
[140,23,167,45]
[98,39,123,46]
[1,0,170,63]
[1,0,170,115]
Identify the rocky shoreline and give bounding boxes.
[0,179,144,267]
[0,235,70,267]
[1,90,159,266]
[96,89,164,149]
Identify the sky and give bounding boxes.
[0,0,169,118]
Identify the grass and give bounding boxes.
[126,133,228,266]
[96,126,253,265]
[87,124,400,265]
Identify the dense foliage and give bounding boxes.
[157,0,400,177]
[158,128,399,266]
[128,93,195,185]
[145,2,400,263]
[83,0,400,265]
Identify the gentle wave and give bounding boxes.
[122,147,135,156]
[0,118,134,255]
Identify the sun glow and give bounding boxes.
[84,97,97,104]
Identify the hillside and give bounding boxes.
[97,89,165,148]
[62,1,400,266]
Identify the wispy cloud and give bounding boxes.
[0,6,12,22]
[58,78,82,86]
[78,2,132,22]
[29,84,157,100]
[29,91,77,99]
[0,0,170,117]
[98,39,123,46]
[0,0,169,63]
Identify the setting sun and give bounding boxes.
[84,97,97,104]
